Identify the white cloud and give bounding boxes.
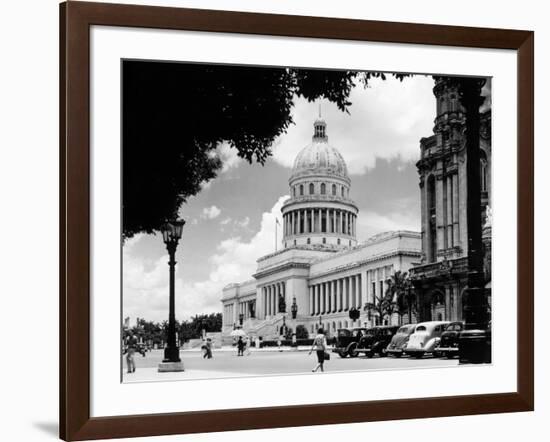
[220,217,232,225]
[201,205,221,220]
[123,196,290,322]
[356,209,421,242]
[237,216,250,228]
[271,76,435,175]
[215,142,241,173]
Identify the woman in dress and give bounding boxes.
[309,328,328,372]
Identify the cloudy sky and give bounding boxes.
[123,74,438,324]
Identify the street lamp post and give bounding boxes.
[158,220,185,372]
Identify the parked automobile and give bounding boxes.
[434,321,464,358]
[332,328,368,358]
[459,321,491,364]
[353,326,399,357]
[386,324,417,358]
[404,321,450,358]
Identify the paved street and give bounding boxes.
[123,348,460,383]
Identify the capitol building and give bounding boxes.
[221,115,422,342]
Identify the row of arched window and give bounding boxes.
[293,182,348,198]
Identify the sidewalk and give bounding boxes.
[123,367,244,383]
[179,345,311,353]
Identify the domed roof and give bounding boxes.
[290,118,349,181]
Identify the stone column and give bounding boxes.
[316,285,321,315]
[309,286,314,316]
[344,211,347,235]
[265,287,269,318]
[356,274,361,308]
[318,208,322,232]
[286,214,289,237]
[436,174,445,254]
[343,277,348,310]
[360,271,367,308]
[332,280,337,312]
[445,285,451,320]
[447,176,453,248]
[271,285,275,316]
[274,284,278,314]
[268,286,272,316]
[352,276,356,308]
[452,172,459,247]
[266,287,270,318]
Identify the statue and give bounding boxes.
[278,294,286,313]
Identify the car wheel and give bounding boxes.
[348,344,358,358]
[338,351,347,358]
[414,352,424,359]
[379,348,387,357]
[366,351,374,358]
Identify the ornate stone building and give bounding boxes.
[221,116,422,342]
[409,78,492,322]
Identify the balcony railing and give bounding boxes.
[410,257,469,278]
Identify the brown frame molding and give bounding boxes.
[60,1,534,440]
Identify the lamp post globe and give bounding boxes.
[158,219,186,372]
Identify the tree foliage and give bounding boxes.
[123,61,411,239]
[385,271,415,324]
[123,313,223,345]
[123,62,359,238]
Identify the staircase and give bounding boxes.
[246,315,287,340]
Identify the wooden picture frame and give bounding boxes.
[60,1,534,440]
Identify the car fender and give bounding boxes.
[425,337,441,352]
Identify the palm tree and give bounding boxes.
[385,271,416,325]
[364,284,394,326]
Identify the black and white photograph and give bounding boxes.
[121,61,492,382]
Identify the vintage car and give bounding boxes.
[386,324,417,357]
[459,321,491,364]
[353,326,399,357]
[433,321,464,358]
[404,321,450,358]
[332,328,368,358]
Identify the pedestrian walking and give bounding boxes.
[277,335,282,352]
[125,331,138,373]
[202,338,213,359]
[237,336,245,356]
[244,336,251,356]
[309,328,328,372]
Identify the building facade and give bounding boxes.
[221,116,422,342]
[409,78,492,322]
